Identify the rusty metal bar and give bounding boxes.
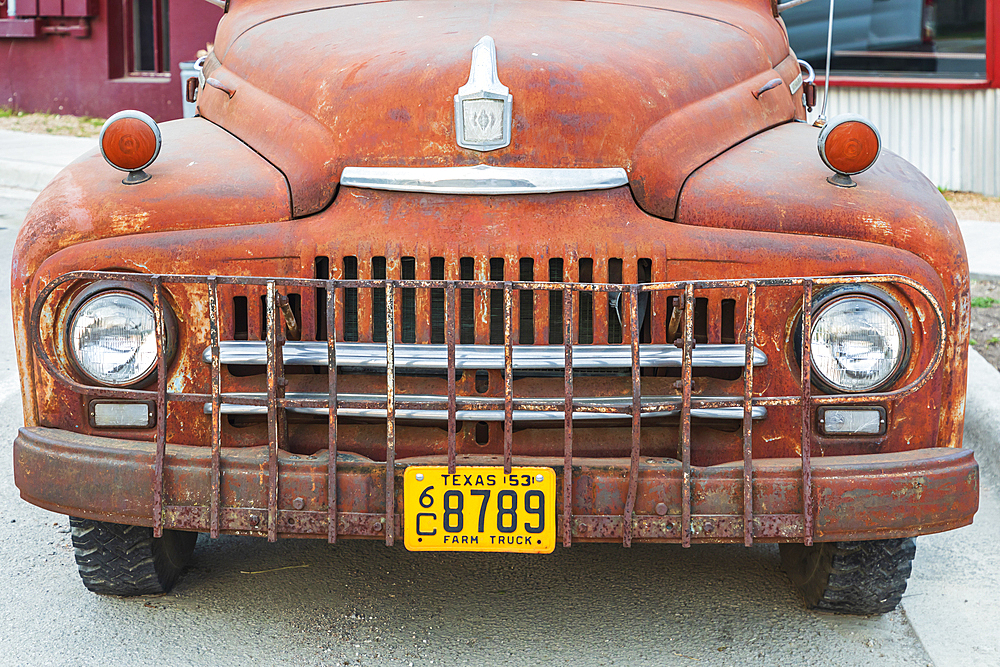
[332,258,346,343]
[742,283,756,547]
[393,259,405,345]
[385,282,396,546]
[509,255,520,345]
[265,281,281,542]
[416,249,431,343]
[475,257,489,345]
[151,277,167,538]
[23,267,953,296]
[652,264,668,345]
[208,277,222,539]
[593,260,609,345]
[623,284,642,547]
[358,257,373,343]
[534,256,547,345]
[446,281,457,475]
[801,280,814,546]
[681,282,695,548]
[563,286,574,547]
[503,280,513,474]
[326,279,338,544]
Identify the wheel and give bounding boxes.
[780,537,916,615]
[69,517,198,596]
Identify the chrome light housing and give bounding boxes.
[809,288,909,393]
[68,291,159,386]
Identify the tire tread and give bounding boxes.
[69,517,196,596]
[781,537,916,615]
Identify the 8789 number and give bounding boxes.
[419,487,546,534]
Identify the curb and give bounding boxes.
[0,159,63,192]
[0,129,96,195]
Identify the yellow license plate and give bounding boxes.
[404,466,556,553]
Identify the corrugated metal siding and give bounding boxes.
[810,87,1000,196]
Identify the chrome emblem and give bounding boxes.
[455,36,512,152]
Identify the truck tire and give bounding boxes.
[69,517,198,596]
[779,537,916,615]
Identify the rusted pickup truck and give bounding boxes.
[12,0,978,614]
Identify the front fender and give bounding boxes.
[674,120,970,450]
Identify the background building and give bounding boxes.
[0,0,221,120]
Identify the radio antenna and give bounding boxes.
[815,0,835,127]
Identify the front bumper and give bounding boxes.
[15,426,979,544]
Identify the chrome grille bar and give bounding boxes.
[201,341,767,369]
[203,392,767,421]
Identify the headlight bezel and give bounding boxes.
[64,281,178,389]
[800,284,912,395]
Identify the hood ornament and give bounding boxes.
[454,36,512,152]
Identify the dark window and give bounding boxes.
[110,0,169,76]
[784,0,987,80]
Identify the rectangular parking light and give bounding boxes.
[92,402,154,428]
[819,407,885,435]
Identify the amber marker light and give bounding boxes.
[99,110,162,185]
[817,114,881,188]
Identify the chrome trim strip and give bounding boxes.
[205,392,767,422]
[340,164,630,195]
[202,342,768,369]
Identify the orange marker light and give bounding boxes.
[98,110,162,184]
[818,114,881,188]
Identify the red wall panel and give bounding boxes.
[14,0,39,17]
[36,0,62,15]
[62,0,98,17]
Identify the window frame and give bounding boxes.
[108,0,170,78]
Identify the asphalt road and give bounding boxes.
[0,192,994,667]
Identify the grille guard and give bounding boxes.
[29,271,948,548]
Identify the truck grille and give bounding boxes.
[228,255,735,347]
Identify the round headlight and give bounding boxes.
[810,294,906,393]
[69,291,158,386]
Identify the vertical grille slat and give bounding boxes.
[357,255,374,343]
[489,258,505,345]
[415,249,432,344]
[401,256,416,344]
[459,257,475,345]
[233,296,249,341]
[592,259,609,345]
[343,256,359,342]
[372,257,387,344]
[722,298,736,344]
[474,254,490,345]
[608,258,623,345]
[315,256,329,341]
[548,258,564,345]
[578,258,594,344]
[650,258,668,345]
[430,257,446,344]
[520,257,536,345]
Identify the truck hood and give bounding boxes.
[199,0,799,216]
